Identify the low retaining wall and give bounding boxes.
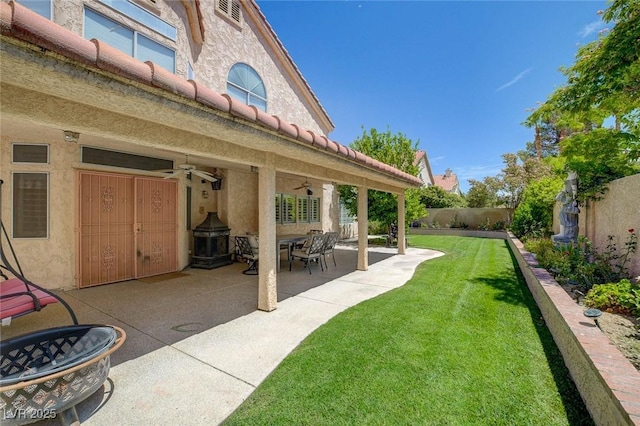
[408,229,640,425]
[506,233,640,426]
[409,228,507,240]
[415,208,513,229]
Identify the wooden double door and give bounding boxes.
[78,172,177,288]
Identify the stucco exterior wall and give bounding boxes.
[51,0,327,136]
[322,183,340,233]
[0,134,78,289]
[0,127,219,289]
[222,171,331,241]
[553,174,640,278]
[224,168,259,237]
[195,1,326,135]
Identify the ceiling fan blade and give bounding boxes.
[192,170,218,182]
[161,172,181,180]
[293,186,304,190]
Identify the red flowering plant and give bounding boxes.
[530,229,638,291]
[597,228,638,282]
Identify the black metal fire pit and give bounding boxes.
[0,324,125,425]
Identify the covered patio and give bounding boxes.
[0,2,422,313]
[2,245,443,425]
[2,244,398,361]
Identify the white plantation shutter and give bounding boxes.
[275,194,282,224]
[297,197,309,222]
[310,197,320,223]
[282,195,296,224]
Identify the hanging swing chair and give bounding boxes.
[0,179,78,325]
[0,179,126,425]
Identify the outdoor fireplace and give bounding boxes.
[192,212,233,269]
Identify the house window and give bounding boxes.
[274,193,281,224]
[84,8,176,73]
[297,196,321,223]
[297,196,308,223]
[186,186,192,231]
[97,0,176,40]
[81,146,173,171]
[339,201,355,224]
[282,194,296,224]
[309,197,320,223]
[187,62,195,80]
[227,63,267,112]
[18,0,52,19]
[275,194,320,224]
[12,144,49,164]
[216,0,241,25]
[13,173,48,238]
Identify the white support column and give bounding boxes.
[357,185,368,271]
[398,191,406,254]
[258,164,277,311]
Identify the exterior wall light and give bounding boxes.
[63,130,80,143]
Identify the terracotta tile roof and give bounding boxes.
[0,1,422,187]
[433,170,459,192]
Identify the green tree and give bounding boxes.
[510,175,564,239]
[466,177,501,208]
[339,127,425,227]
[419,186,467,208]
[561,128,639,201]
[526,0,640,201]
[523,106,577,159]
[553,0,640,122]
[500,152,554,209]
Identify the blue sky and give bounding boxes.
[256,0,608,192]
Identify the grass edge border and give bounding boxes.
[502,231,640,426]
[411,229,640,424]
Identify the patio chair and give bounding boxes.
[235,236,259,275]
[289,233,326,274]
[321,231,340,269]
[295,229,323,250]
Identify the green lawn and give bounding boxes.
[224,235,592,425]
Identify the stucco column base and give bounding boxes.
[357,185,368,271]
[398,191,406,255]
[258,164,277,311]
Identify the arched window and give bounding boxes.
[227,63,267,111]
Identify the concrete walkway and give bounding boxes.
[33,246,443,425]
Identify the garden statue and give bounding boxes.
[552,171,579,245]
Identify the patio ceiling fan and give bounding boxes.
[293,179,313,191]
[294,178,325,196]
[155,156,218,182]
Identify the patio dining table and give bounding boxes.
[276,234,309,272]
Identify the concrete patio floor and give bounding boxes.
[1,245,443,425]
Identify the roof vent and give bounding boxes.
[216,0,241,25]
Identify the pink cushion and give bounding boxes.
[1,278,58,320]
